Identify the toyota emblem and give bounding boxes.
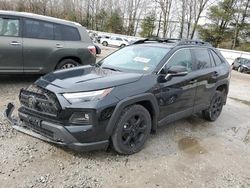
[28,96,37,108]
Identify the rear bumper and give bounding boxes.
[4,103,109,152]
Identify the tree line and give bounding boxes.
[0,0,249,51]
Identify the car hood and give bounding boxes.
[36,65,143,93]
[243,64,250,68]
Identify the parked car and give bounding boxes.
[97,35,110,43]
[0,11,96,74]
[100,36,129,47]
[5,39,231,155]
[232,57,250,73]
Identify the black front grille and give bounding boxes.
[20,85,61,117]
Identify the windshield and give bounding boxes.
[243,60,250,65]
[100,45,170,72]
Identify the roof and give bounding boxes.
[0,10,81,27]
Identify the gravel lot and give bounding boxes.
[0,46,250,188]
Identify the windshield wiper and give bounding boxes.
[102,66,122,72]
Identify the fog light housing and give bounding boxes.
[100,107,114,121]
[70,112,91,124]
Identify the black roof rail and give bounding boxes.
[177,40,212,46]
[133,38,212,47]
[133,38,181,45]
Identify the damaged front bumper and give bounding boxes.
[4,103,109,152]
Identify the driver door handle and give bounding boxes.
[189,80,197,84]
[56,44,64,48]
[10,41,21,46]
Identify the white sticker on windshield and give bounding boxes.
[134,57,151,64]
[143,67,150,71]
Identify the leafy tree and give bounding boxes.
[95,9,108,31]
[155,0,172,38]
[140,13,156,37]
[231,0,250,49]
[106,10,124,34]
[198,0,237,47]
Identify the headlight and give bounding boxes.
[63,88,113,103]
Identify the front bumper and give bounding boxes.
[4,103,109,152]
[244,68,250,73]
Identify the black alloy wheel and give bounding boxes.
[112,105,151,154]
[202,91,224,121]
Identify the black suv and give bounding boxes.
[5,39,231,154]
[232,57,250,73]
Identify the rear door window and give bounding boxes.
[54,24,81,41]
[24,19,54,40]
[0,17,20,37]
[192,49,212,70]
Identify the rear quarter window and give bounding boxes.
[210,50,223,66]
[54,24,81,41]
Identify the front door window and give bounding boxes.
[0,17,20,37]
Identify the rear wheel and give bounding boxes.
[120,44,126,48]
[112,105,152,155]
[202,91,224,121]
[102,41,108,46]
[56,59,79,70]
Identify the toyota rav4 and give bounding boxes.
[5,39,231,155]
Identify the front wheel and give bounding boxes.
[238,66,243,72]
[202,91,224,121]
[112,105,152,155]
[120,44,126,48]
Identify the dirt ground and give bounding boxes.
[0,47,250,188]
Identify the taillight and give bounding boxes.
[88,46,96,56]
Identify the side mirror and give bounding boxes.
[165,66,188,81]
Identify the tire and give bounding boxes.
[102,41,108,46]
[56,59,79,70]
[112,105,152,155]
[238,66,243,72]
[95,45,101,54]
[120,44,126,48]
[202,91,224,121]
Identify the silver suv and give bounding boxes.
[0,11,96,74]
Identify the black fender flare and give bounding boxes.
[106,93,159,135]
[213,79,230,104]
